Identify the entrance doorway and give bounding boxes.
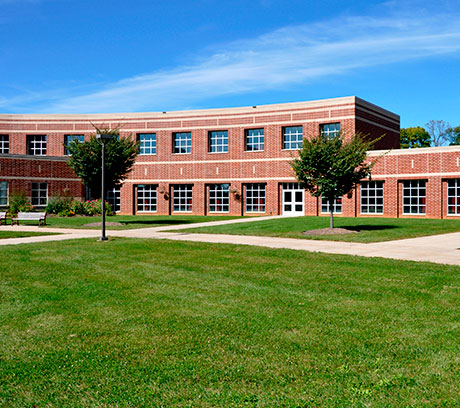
[282,183,304,216]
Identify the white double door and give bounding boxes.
[282,183,304,216]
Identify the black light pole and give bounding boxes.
[96,133,113,241]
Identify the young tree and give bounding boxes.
[400,126,431,148]
[425,120,451,147]
[447,125,460,145]
[291,133,378,228]
[66,128,139,199]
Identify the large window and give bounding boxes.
[64,134,84,155]
[106,187,121,213]
[209,184,229,213]
[137,185,157,212]
[138,133,156,155]
[320,123,341,139]
[245,128,264,151]
[0,181,8,206]
[173,184,192,212]
[246,183,266,213]
[27,135,47,155]
[361,181,384,214]
[173,132,191,154]
[321,196,342,214]
[402,180,426,214]
[282,126,303,150]
[0,135,9,154]
[31,182,47,206]
[208,130,228,153]
[447,179,460,215]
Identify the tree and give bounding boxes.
[400,126,431,148]
[66,128,139,199]
[425,120,451,147]
[291,133,378,228]
[447,126,460,145]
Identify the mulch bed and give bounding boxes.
[302,227,358,236]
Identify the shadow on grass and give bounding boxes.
[344,225,399,232]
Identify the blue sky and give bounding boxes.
[0,0,459,128]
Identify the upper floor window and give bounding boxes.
[173,132,191,154]
[0,181,8,206]
[447,179,460,215]
[27,135,47,155]
[31,182,47,206]
[320,123,341,139]
[138,133,156,155]
[282,126,303,150]
[361,181,384,214]
[64,134,84,155]
[245,128,264,151]
[0,135,9,154]
[402,180,426,214]
[208,130,228,153]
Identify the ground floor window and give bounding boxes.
[447,179,460,215]
[209,184,230,212]
[0,181,8,206]
[31,182,47,206]
[402,180,426,214]
[106,186,121,213]
[321,196,342,214]
[173,184,193,212]
[245,183,266,213]
[361,181,384,214]
[137,185,157,212]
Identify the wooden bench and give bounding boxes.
[0,211,7,225]
[11,212,47,227]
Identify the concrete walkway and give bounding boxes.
[1,216,460,266]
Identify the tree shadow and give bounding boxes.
[344,225,398,232]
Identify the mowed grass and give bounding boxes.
[176,216,460,243]
[0,231,56,239]
[1,239,459,407]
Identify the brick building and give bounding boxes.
[1,96,459,219]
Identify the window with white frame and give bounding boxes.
[138,133,156,155]
[361,181,384,214]
[321,196,342,213]
[208,130,228,153]
[31,182,47,206]
[402,180,426,214]
[106,186,121,213]
[27,135,47,155]
[246,183,266,213]
[245,128,264,151]
[320,123,341,139]
[209,184,230,212]
[447,179,460,215]
[0,135,9,154]
[64,134,84,155]
[282,126,303,150]
[137,185,157,212]
[173,132,191,154]
[173,184,192,212]
[0,181,8,206]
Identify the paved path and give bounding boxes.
[1,216,459,266]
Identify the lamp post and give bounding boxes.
[96,133,114,241]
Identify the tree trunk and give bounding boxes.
[329,209,334,229]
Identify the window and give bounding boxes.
[208,130,228,153]
[209,184,229,213]
[402,180,426,214]
[320,123,341,139]
[282,126,303,150]
[64,135,84,155]
[138,133,156,155]
[0,135,9,154]
[173,132,191,154]
[27,135,47,155]
[321,196,342,214]
[31,182,47,206]
[106,186,121,213]
[245,128,264,151]
[173,185,192,212]
[137,185,157,212]
[246,183,266,213]
[0,181,8,206]
[447,179,460,215]
[361,181,384,214]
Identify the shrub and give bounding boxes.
[46,193,74,215]
[8,190,33,216]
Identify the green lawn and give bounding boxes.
[175,216,460,243]
[1,238,459,406]
[0,231,56,239]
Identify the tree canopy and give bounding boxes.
[291,133,378,228]
[66,128,139,199]
[400,126,431,148]
[448,126,460,145]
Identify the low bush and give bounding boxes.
[8,190,34,216]
[46,194,113,217]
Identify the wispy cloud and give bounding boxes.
[3,9,460,113]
